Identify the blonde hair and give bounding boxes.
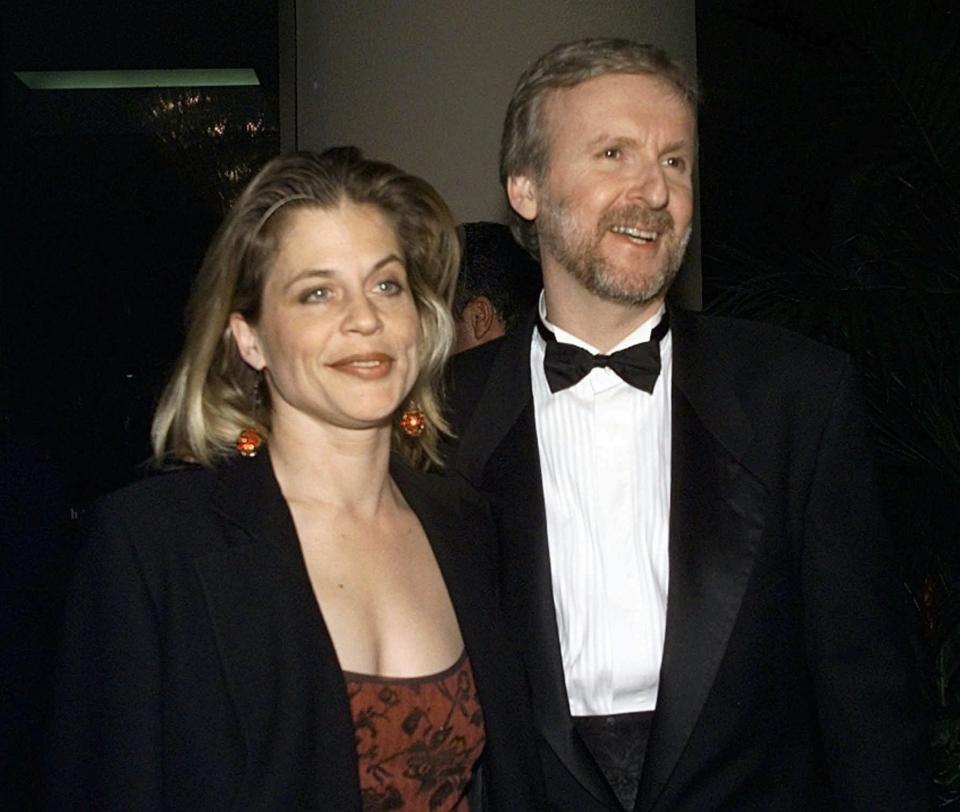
[151,147,459,469]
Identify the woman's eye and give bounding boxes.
[375,279,402,295]
[302,287,331,303]
[601,147,621,159]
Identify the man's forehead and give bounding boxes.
[545,71,695,117]
[540,73,697,146]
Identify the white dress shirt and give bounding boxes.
[531,296,672,716]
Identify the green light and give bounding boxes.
[15,69,260,90]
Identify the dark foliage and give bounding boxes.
[698,0,960,801]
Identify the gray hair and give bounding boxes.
[500,38,699,255]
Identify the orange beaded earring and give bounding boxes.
[236,372,266,457]
[235,428,264,457]
[399,405,427,438]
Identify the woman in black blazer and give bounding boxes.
[45,148,544,811]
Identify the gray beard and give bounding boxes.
[537,198,691,307]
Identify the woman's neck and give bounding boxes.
[265,414,398,517]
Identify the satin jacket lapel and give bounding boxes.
[455,320,620,808]
[638,309,767,810]
[454,319,537,484]
[197,452,360,808]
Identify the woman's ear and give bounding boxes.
[229,312,266,371]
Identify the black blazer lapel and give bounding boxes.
[638,310,767,810]
[454,321,621,809]
[196,452,361,809]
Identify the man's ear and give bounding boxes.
[466,296,502,341]
[507,174,539,221]
[228,312,266,371]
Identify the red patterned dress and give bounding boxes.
[344,651,486,811]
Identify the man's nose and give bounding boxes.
[625,161,668,210]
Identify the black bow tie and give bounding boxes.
[536,311,670,394]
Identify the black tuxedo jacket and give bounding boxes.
[44,451,544,810]
[446,308,928,811]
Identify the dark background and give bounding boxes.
[1,2,281,804]
[697,1,960,801]
[2,0,958,805]
[2,0,281,505]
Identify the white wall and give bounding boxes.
[295,1,700,306]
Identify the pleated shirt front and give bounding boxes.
[531,299,672,716]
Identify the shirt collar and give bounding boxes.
[537,292,667,354]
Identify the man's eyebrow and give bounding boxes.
[585,134,639,150]
[661,139,692,155]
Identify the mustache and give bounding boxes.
[598,205,675,234]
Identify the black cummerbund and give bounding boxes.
[573,710,654,811]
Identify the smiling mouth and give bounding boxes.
[329,353,394,377]
[344,359,384,368]
[609,225,659,244]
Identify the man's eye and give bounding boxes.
[663,156,686,170]
[601,147,621,159]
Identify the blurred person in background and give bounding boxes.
[453,221,541,353]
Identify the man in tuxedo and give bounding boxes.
[445,38,927,810]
